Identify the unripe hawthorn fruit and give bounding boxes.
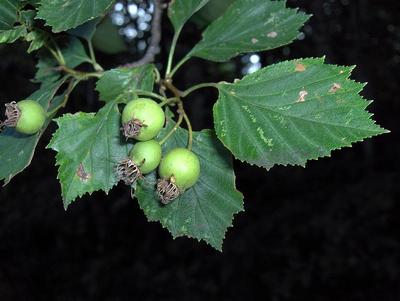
[121,98,165,141]
[116,140,162,185]
[0,100,46,135]
[130,140,162,174]
[157,148,200,204]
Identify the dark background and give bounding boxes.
[1,0,400,300]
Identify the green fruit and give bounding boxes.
[15,100,46,135]
[159,148,200,191]
[121,98,165,141]
[130,140,162,174]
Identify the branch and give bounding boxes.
[124,0,164,68]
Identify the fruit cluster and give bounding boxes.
[117,98,200,204]
[1,98,200,204]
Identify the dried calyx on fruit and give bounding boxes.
[116,140,162,185]
[0,100,46,135]
[157,148,200,204]
[121,98,165,141]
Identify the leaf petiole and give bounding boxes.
[165,30,182,78]
[168,55,190,79]
[181,82,218,98]
[134,90,167,102]
[159,109,184,146]
[57,65,103,80]
[46,78,80,116]
[182,110,193,151]
[159,97,179,107]
[87,40,104,72]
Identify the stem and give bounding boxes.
[165,30,181,77]
[182,82,218,98]
[159,112,184,145]
[58,65,103,80]
[168,55,190,78]
[45,45,63,65]
[88,40,104,72]
[154,67,161,83]
[47,78,80,116]
[160,72,194,149]
[50,40,66,66]
[182,111,193,151]
[123,0,164,68]
[134,90,166,102]
[159,97,179,107]
[162,79,183,97]
[158,89,193,149]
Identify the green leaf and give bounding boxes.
[168,0,209,32]
[37,0,114,32]
[135,117,243,251]
[67,18,100,41]
[47,101,130,208]
[187,0,310,62]
[213,57,388,169]
[25,29,48,52]
[60,37,91,66]
[18,9,48,52]
[0,25,26,43]
[0,78,67,184]
[19,9,37,28]
[0,1,28,43]
[35,56,60,83]
[48,64,157,207]
[0,0,19,30]
[34,37,90,82]
[21,0,41,7]
[96,64,156,103]
[191,0,234,28]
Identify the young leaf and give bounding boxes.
[60,37,92,66]
[0,0,26,43]
[37,0,114,32]
[35,37,91,83]
[168,0,209,32]
[213,57,388,169]
[0,26,26,43]
[187,0,310,62]
[19,9,37,28]
[0,78,67,184]
[17,10,49,52]
[25,30,48,53]
[96,65,156,103]
[135,118,244,251]
[47,101,130,208]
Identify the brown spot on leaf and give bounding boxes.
[329,83,342,93]
[297,90,308,102]
[295,63,306,72]
[77,163,91,182]
[267,31,278,38]
[251,38,259,44]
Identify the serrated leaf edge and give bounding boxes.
[213,57,389,169]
